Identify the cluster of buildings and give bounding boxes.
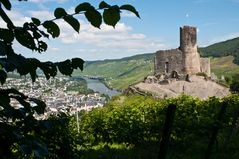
[2,76,107,119]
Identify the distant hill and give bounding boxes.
[74,53,155,89]
[74,37,239,90]
[199,37,239,64]
[210,56,239,79]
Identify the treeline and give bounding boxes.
[199,37,239,64]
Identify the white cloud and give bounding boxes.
[1,7,169,61]
[0,10,32,28]
[28,10,54,21]
[29,0,68,4]
[121,12,137,18]
[57,20,168,52]
[49,47,60,52]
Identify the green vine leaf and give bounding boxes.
[0,28,14,43]
[85,8,102,28]
[54,8,67,19]
[57,60,73,76]
[63,15,80,33]
[29,98,46,115]
[33,30,42,40]
[120,4,140,18]
[71,58,84,71]
[42,21,60,38]
[103,6,120,27]
[14,28,36,51]
[31,17,41,26]
[38,41,48,52]
[0,69,7,85]
[75,2,92,13]
[99,1,110,9]
[28,58,41,82]
[39,62,57,80]
[0,0,11,10]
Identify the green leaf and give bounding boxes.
[0,58,15,72]
[103,6,120,27]
[120,4,140,18]
[75,2,92,13]
[20,144,32,155]
[63,15,80,33]
[15,28,36,51]
[57,60,73,76]
[30,98,46,115]
[38,41,48,52]
[85,9,102,28]
[0,69,7,85]
[54,7,67,19]
[39,30,49,38]
[71,58,84,71]
[31,17,41,26]
[42,21,60,38]
[0,5,14,28]
[28,58,41,82]
[33,30,42,39]
[0,28,14,43]
[39,62,57,79]
[0,0,11,10]
[99,1,110,9]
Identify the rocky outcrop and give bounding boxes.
[128,75,230,99]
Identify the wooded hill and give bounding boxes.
[74,37,239,90]
[199,37,239,64]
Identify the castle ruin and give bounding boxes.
[154,26,210,76]
[128,26,229,99]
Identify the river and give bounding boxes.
[83,77,121,98]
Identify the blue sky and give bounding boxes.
[4,0,239,61]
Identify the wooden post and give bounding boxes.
[158,104,176,159]
[204,102,227,159]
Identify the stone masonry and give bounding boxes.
[155,26,210,76]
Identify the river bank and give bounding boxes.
[98,78,123,92]
[82,77,121,98]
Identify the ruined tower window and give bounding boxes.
[165,62,169,73]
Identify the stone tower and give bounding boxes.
[180,26,201,74]
[154,26,210,76]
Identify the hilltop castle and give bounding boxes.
[154,26,210,76]
[128,26,229,99]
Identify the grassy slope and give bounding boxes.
[210,56,239,78]
[74,53,154,89]
[199,37,239,64]
[73,38,239,90]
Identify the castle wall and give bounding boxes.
[155,49,183,75]
[200,58,211,76]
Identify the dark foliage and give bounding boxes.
[0,0,139,158]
